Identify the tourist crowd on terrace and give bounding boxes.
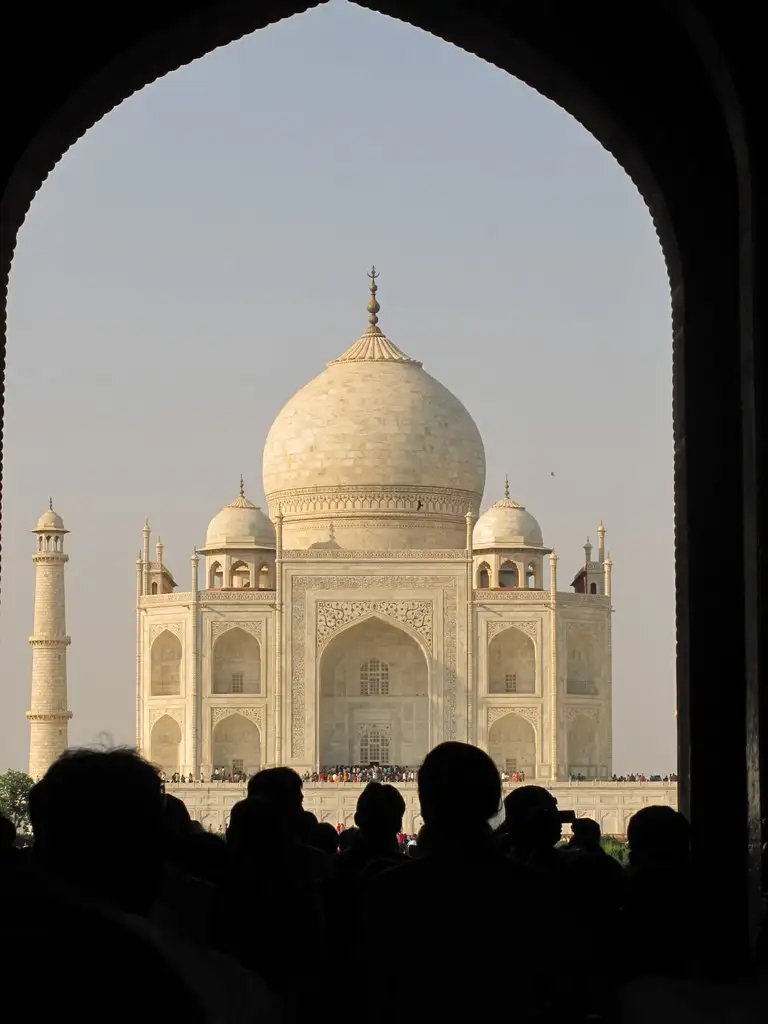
[162,766,680,786]
[1,741,761,1024]
[570,773,679,783]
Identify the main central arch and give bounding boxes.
[318,616,430,768]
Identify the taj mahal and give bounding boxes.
[26,270,677,832]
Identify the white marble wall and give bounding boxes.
[168,781,679,838]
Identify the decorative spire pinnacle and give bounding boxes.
[239,474,245,499]
[48,496,54,511]
[367,266,380,328]
[504,475,510,500]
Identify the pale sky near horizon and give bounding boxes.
[0,1,675,773]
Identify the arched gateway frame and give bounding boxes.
[0,0,762,965]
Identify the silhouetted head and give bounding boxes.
[627,805,690,868]
[227,796,281,858]
[500,785,561,852]
[29,747,165,913]
[247,767,303,810]
[569,817,602,850]
[338,826,359,851]
[162,793,193,837]
[311,821,340,855]
[418,742,501,834]
[355,782,406,839]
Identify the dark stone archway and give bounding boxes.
[0,0,764,964]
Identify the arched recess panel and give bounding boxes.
[212,627,261,693]
[319,616,428,768]
[488,713,536,778]
[150,714,181,775]
[211,714,261,775]
[488,627,535,693]
[150,630,181,696]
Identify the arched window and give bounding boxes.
[151,582,158,595]
[258,564,270,590]
[590,582,598,594]
[527,563,536,589]
[360,657,389,695]
[478,563,490,588]
[230,561,251,589]
[359,727,390,765]
[499,561,519,588]
[209,561,223,588]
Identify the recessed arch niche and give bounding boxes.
[211,712,261,775]
[150,630,182,696]
[488,712,536,778]
[212,626,261,694]
[150,714,181,775]
[488,626,535,693]
[319,615,429,768]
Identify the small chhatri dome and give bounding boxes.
[34,498,66,533]
[473,482,544,549]
[204,478,275,549]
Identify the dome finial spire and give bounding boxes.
[48,496,54,511]
[504,475,510,500]
[239,474,245,499]
[367,266,380,328]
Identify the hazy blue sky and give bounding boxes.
[0,1,674,773]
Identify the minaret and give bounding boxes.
[141,520,151,596]
[597,520,606,563]
[27,500,72,779]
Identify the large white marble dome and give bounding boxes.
[262,272,486,550]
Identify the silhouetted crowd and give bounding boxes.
[0,742,761,1024]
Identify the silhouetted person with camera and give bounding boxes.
[497,784,564,869]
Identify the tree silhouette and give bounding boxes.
[0,769,34,832]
